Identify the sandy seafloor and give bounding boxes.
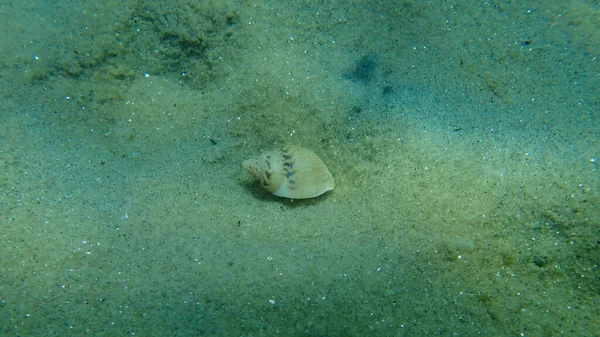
[1,0,599,336]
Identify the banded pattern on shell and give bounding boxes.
[242,146,335,199]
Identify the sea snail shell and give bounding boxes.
[242,145,335,199]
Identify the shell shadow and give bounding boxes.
[239,179,333,207]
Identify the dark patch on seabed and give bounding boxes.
[344,55,378,84]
